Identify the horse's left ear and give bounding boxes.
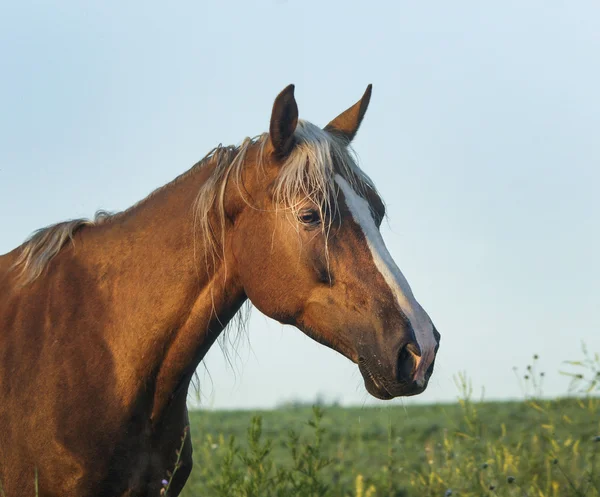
[269,84,299,159]
[324,84,372,143]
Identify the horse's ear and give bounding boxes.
[269,84,299,159]
[324,84,372,143]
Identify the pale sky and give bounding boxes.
[1,1,599,409]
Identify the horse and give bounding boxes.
[0,84,441,497]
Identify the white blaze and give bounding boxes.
[335,175,437,384]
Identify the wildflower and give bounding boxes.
[527,365,532,371]
[533,354,539,360]
[444,490,453,497]
[524,375,529,380]
[365,485,377,497]
[552,458,559,465]
[481,462,489,469]
[355,474,364,497]
[161,479,168,486]
[507,476,515,484]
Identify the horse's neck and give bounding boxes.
[87,163,246,418]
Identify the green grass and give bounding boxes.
[177,350,600,497]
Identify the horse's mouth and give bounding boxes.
[359,362,430,400]
[363,373,394,400]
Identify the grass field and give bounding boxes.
[178,351,600,497]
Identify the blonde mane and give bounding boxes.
[11,211,113,286]
[12,120,379,285]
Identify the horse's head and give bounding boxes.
[230,85,440,399]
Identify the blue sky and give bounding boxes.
[1,1,599,409]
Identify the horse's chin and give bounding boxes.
[359,363,430,399]
[362,375,394,400]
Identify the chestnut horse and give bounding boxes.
[0,85,440,497]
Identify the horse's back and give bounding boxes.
[0,248,175,497]
[0,250,116,496]
[0,248,17,292]
[0,243,193,496]
[0,250,42,495]
[0,249,24,386]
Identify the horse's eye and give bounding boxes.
[299,209,321,227]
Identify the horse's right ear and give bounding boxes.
[269,84,298,160]
[324,85,372,144]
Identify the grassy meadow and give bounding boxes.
[178,350,600,497]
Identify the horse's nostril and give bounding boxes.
[397,343,417,382]
[405,341,422,358]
